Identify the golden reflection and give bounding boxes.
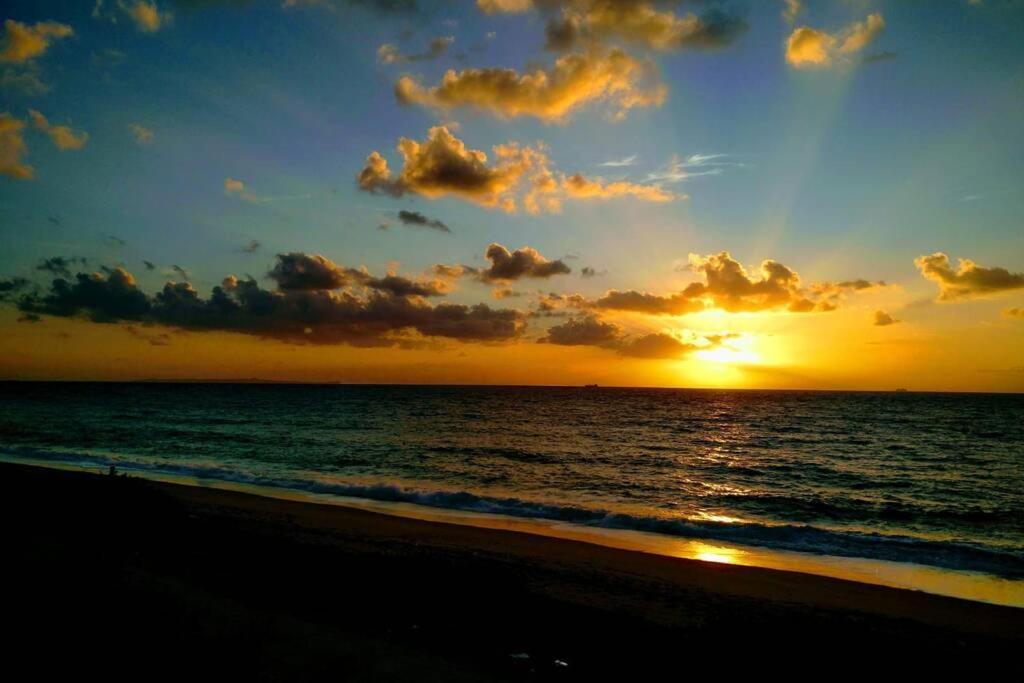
[692,543,742,565]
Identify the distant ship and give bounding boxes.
[584,384,599,388]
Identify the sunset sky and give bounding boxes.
[1,0,1022,390]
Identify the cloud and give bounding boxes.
[240,240,261,253]
[782,0,802,24]
[543,2,747,53]
[786,13,885,69]
[476,243,571,282]
[492,287,521,299]
[598,154,637,167]
[0,20,73,64]
[590,252,875,316]
[359,126,677,213]
[14,254,524,346]
[378,36,453,64]
[561,172,675,202]
[541,314,620,347]
[143,260,156,270]
[397,209,451,233]
[873,310,900,326]
[358,125,544,212]
[915,252,1024,301]
[224,177,258,202]
[37,256,89,278]
[28,110,89,150]
[394,48,666,123]
[0,276,29,300]
[269,252,352,290]
[540,314,713,359]
[1,64,50,96]
[268,251,450,297]
[1004,308,1024,320]
[121,1,173,33]
[129,123,154,145]
[477,0,532,13]
[0,113,33,179]
[580,266,600,278]
[21,267,152,322]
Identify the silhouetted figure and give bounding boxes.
[108,465,117,477]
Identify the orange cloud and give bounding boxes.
[394,48,666,123]
[0,20,73,64]
[786,13,884,68]
[561,172,675,202]
[28,110,89,151]
[358,126,676,212]
[0,112,32,179]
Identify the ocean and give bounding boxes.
[2,382,1022,586]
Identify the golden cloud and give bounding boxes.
[915,252,1024,300]
[590,252,872,315]
[0,112,32,179]
[0,20,73,64]
[545,1,747,53]
[394,48,666,123]
[358,126,676,213]
[28,110,89,151]
[123,1,173,33]
[561,172,675,202]
[786,12,884,68]
[476,0,533,14]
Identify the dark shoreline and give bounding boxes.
[5,462,1023,679]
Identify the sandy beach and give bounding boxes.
[4,461,1022,679]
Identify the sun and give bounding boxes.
[695,336,760,365]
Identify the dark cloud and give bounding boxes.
[269,252,352,291]
[171,265,190,281]
[916,252,1024,301]
[540,314,713,359]
[397,209,451,233]
[873,310,900,326]
[477,243,571,282]
[20,268,151,323]
[13,253,522,346]
[593,289,702,315]
[540,314,620,347]
[143,260,156,271]
[0,276,29,300]
[618,332,699,359]
[541,3,747,53]
[240,240,262,253]
[36,256,88,278]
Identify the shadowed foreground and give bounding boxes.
[4,462,1022,680]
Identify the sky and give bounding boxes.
[0,0,1022,390]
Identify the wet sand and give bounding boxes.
[4,461,1022,679]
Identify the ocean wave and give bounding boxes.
[4,446,1023,579]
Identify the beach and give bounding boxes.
[4,461,1022,679]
